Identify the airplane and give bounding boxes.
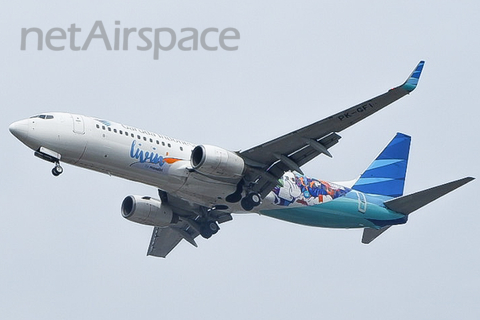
[9,61,474,257]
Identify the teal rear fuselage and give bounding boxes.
[258,131,413,230]
[260,173,408,229]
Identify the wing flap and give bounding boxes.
[256,133,341,197]
[147,220,200,258]
[147,227,183,258]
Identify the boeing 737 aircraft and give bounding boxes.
[9,61,474,257]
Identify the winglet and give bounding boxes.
[401,61,425,92]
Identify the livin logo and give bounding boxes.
[129,140,180,166]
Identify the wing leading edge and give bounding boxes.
[241,61,425,197]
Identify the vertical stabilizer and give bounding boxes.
[353,133,411,197]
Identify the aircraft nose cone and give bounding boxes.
[9,120,29,141]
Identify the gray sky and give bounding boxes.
[1,1,479,319]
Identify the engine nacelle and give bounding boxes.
[121,195,178,227]
[190,145,245,179]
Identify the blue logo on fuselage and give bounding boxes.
[130,140,165,165]
[96,119,111,126]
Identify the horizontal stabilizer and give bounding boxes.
[384,177,475,215]
[362,177,474,244]
[362,226,392,244]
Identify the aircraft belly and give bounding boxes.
[175,172,239,207]
[259,197,406,229]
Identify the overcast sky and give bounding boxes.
[1,1,479,319]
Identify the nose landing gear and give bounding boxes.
[52,163,63,176]
[34,147,63,177]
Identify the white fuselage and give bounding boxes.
[9,112,263,212]
[9,112,412,231]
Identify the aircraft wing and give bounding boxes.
[146,190,232,257]
[241,61,425,197]
[147,220,200,258]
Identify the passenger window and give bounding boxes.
[137,135,141,139]
[180,146,183,151]
[149,138,153,143]
[108,127,112,132]
[96,124,100,129]
[143,137,147,141]
[119,130,123,135]
[156,140,159,145]
[114,129,117,133]
[168,143,171,148]
[162,142,165,146]
[102,126,106,130]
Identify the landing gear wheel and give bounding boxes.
[52,164,63,176]
[200,221,219,239]
[247,193,261,206]
[241,198,254,211]
[241,192,261,211]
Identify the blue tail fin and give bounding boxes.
[352,133,411,197]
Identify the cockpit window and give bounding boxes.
[30,114,54,120]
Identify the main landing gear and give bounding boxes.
[52,162,63,176]
[226,180,262,211]
[200,220,220,239]
[241,192,262,211]
[33,148,63,177]
[195,205,222,239]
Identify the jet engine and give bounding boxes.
[190,145,245,179]
[121,195,178,227]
